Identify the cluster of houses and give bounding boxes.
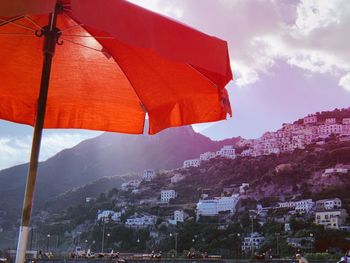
[96,209,187,228]
[242,197,349,254]
[195,183,249,220]
[182,115,350,168]
[273,197,347,230]
[183,145,236,168]
[236,116,350,158]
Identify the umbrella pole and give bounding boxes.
[15,9,59,263]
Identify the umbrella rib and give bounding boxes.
[58,23,84,33]
[0,15,23,27]
[61,37,103,53]
[24,16,43,30]
[63,34,115,39]
[0,17,36,32]
[0,33,36,37]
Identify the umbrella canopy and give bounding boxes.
[0,1,233,263]
[0,0,232,134]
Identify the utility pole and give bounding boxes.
[29,228,33,251]
[275,233,280,256]
[175,233,178,258]
[55,236,59,252]
[250,215,255,257]
[170,232,178,258]
[46,234,51,252]
[101,219,106,253]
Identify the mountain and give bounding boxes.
[43,173,141,212]
[0,126,240,219]
[36,137,350,255]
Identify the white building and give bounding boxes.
[323,166,348,176]
[342,125,350,136]
[239,183,249,194]
[121,180,141,190]
[183,159,201,168]
[278,199,314,213]
[196,195,240,217]
[278,201,296,209]
[197,200,217,216]
[241,148,253,157]
[200,152,216,161]
[143,169,156,181]
[86,197,96,203]
[315,209,348,229]
[343,118,350,125]
[242,233,265,254]
[236,138,253,148]
[169,210,188,225]
[125,213,156,227]
[316,198,342,210]
[295,199,314,213]
[318,124,342,137]
[97,210,122,222]
[174,210,185,222]
[216,145,236,159]
[284,223,291,232]
[325,118,336,124]
[171,174,185,184]
[304,115,317,125]
[161,190,177,202]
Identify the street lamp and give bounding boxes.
[105,233,111,252]
[236,233,241,258]
[169,233,178,258]
[309,233,314,252]
[46,234,51,252]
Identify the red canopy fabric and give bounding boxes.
[0,0,233,134]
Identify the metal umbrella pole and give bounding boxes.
[15,5,61,263]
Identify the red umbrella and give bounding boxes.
[0,1,232,262]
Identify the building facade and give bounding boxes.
[161,190,177,202]
[171,174,185,184]
[304,115,317,125]
[125,214,156,227]
[97,210,121,222]
[196,195,240,217]
[200,152,216,161]
[183,159,201,168]
[143,170,156,181]
[242,233,265,254]
[316,198,342,210]
[315,209,348,229]
[217,145,236,159]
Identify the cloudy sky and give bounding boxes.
[0,0,349,170]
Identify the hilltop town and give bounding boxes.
[1,108,350,259]
[183,108,350,167]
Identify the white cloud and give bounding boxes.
[339,73,350,91]
[232,62,259,87]
[128,0,350,90]
[244,0,350,89]
[0,133,96,170]
[294,0,341,35]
